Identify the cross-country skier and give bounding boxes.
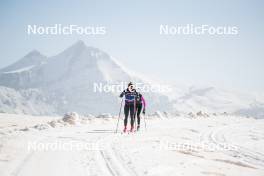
[135,92,146,131]
[120,82,137,132]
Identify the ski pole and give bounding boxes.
[133,107,138,130]
[115,98,123,133]
[133,96,137,131]
[143,113,147,131]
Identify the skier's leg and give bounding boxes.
[137,104,142,125]
[124,104,129,130]
[136,104,142,130]
[129,104,135,130]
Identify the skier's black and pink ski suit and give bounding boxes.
[120,89,146,128]
[120,88,137,128]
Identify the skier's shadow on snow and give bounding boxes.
[86,129,115,134]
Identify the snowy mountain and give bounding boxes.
[0,50,47,74]
[0,50,47,89]
[0,40,263,118]
[0,41,171,115]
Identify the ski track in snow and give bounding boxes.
[99,135,138,176]
[9,127,138,176]
[200,122,264,169]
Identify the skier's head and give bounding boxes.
[127,82,134,91]
[128,82,133,87]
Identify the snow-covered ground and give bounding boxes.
[0,113,264,176]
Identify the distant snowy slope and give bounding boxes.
[0,50,47,89]
[0,50,46,73]
[170,86,264,118]
[0,86,56,115]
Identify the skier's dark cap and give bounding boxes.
[128,82,133,87]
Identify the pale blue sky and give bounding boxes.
[0,0,263,92]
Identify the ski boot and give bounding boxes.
[129,126,134,133]
[137,125,140,131]
[123,126,127,133]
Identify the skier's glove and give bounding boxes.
[143,109,146,115]
[119,91,124,98]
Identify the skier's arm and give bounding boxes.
[119,90,125,98]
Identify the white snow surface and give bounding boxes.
[0,113,264,176]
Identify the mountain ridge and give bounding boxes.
[0,41,263,118]
[0,41,172,115]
